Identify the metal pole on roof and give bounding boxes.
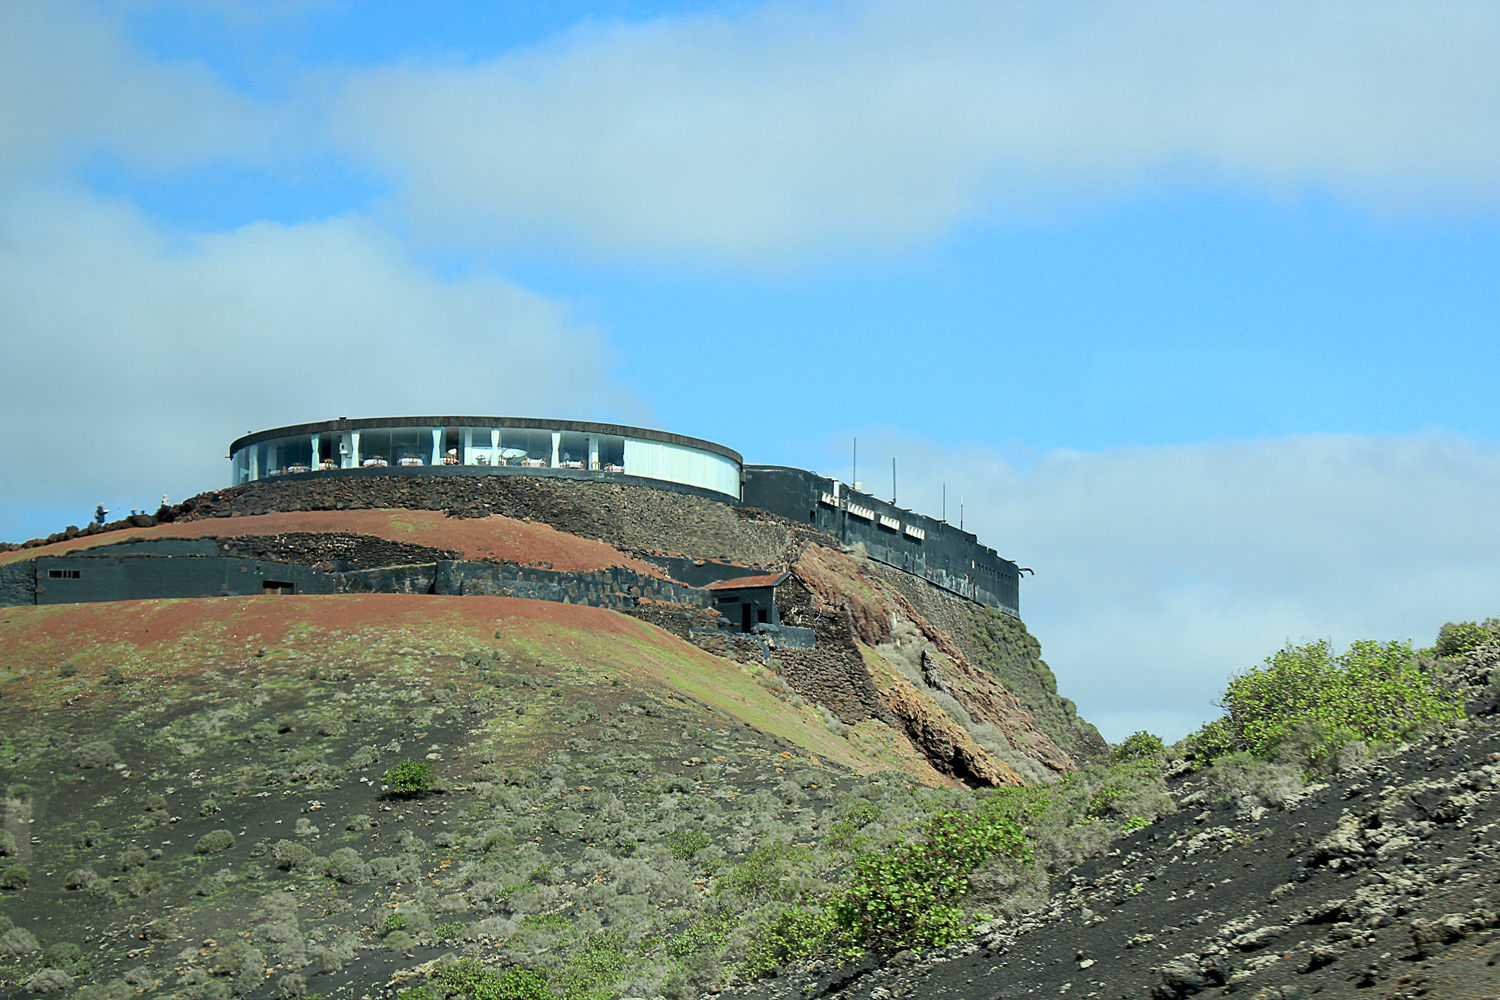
[852,437,857,491]
[892,457,896,504]
[942,483,946,522]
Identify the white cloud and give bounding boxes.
[839,431,1500,743]
[0,1,278,184]
[0,185,642,541]
[330,0,1500,263]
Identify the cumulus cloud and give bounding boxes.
[0,186,642,541]
[331,0,1500,262]
[837,431,1500,742]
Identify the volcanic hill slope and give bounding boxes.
[4,477,1498,1000]
[0,476,1102,999]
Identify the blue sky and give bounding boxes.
[3,0,1499,742]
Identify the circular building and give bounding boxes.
[229,417,743,499]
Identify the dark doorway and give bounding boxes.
[741,603,753,633]
[263,581,295,595]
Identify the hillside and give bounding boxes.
[0,475,1110,999]
[0,594,958,999]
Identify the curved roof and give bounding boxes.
[230,417,742,464]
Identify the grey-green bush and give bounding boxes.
[75,740,119,768]
[325,847,371,885]
[272,839,314,871]
[21,968,73,993]
[196,829,236,855]
[0,926,40,957]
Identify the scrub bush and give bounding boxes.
[1434,617,1500,658]
[20,968,73,993]
[75,740,119,768]
[325,848,371,885]
[1,864,29,889]
[1186,639,1464,771]
[195,829,236,855]
[272,840,315,871]
[0,926,40,958]
[384,760,436,797]
[1113,731,1166,761]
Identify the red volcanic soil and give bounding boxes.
[0,592,652,656]
[0,509,661,575]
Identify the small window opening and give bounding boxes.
[47,568,81,579]
[262,580,295,595]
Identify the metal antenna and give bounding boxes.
[852,437,857,490]
[891,456,896,504]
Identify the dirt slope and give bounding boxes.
[0,510,658,576]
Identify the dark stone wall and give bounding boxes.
[33,555,338,604]
[17,554,715,615]
[741,465,1021,615]
[0,561,35,607]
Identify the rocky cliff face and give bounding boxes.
[781,543,1080,782]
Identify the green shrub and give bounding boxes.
[1,864,29,889]
[662,828,712,861]
[713,841,811,903]
[195,829,236,855]
[383,760,436,797]
[829,799,1029,950]
[0,830,15,856]
[741,907,836,977]
[42,942,82,969]
[1112,731,1166,761]
[1434,617,1500,658]
[1187,638,1464,770]
[383,912,408,934]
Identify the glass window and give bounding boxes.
[558,431,588,469]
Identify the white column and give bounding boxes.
[432,427,443,465]
[490,428,500,464]
[249,446,260,481]
[351,431,361,467]
[310,433,320,470]
[463,428,474,464]
[550,431,561,468]
[588,435,599,470]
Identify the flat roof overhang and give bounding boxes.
[230,417,742,464]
